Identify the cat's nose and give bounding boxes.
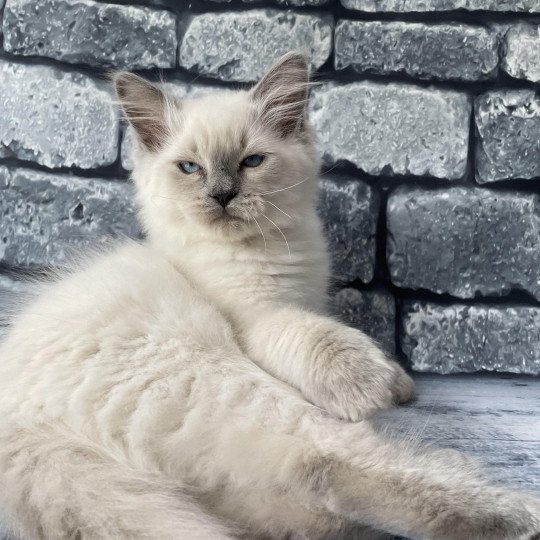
[211,190,239,208]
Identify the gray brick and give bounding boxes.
[178,10,333,82]
[387,187,540,300]
[3,0,176,70]
[0,274,28,329]
[121,128,137,172]
[0,166,139,268]
[310,83,470,179]
[0,61,118,169]
[341,0,540,11]
[333,288,395,355]
[475,90,540,183]
[318,176,378,284]
[335,21,498,82]
[502,25,540,83]
[0,275,26,295]
[402,302,540,375]
[209,0,332,4]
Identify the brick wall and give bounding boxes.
[0,0,539,375]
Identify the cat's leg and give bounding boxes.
[229,302,414,421]
[160,360,538,540]
[0,420,236,540]
[317,426,540,540]
[228,416,540,540]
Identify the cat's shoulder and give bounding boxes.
[15,241,181,311]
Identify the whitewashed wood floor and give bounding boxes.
[374,373,540,496]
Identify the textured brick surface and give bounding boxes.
[209,0,333,4]
[475,90,540,183]
[3,0,177,70]
[0,166,139,268]
[334,288,396,355]
[318,176,378,284]
[335,21,498,82]
[341,0,540,11]
[0,275,26,295]
[387,187,540,300]
[178,10,333,82]
[402,302,540,375]
[502,25,540,83]
[0,0,539,387]
[0,274,28,328]
[310,82,470,179]
[0,61,118,169]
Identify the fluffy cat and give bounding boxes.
[0,52,538,540]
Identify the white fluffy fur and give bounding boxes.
[0,53,539,540]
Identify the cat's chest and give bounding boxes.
[186,254,306,305]
[162,232,330,311]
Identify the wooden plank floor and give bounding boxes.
[0,373,538,540]
[373,373,540,496]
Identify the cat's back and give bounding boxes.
[3,242,187,346]
[0,242,229,418]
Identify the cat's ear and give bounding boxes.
[251,52,310,137]
[113,72,170,152]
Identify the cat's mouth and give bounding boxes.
[203,196,263,228]
[207,206,247,225]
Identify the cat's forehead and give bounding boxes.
[174,91,266,157]
[184,92,252,131]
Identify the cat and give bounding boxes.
[0,52,538,540]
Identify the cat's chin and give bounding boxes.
[204,209,252,234]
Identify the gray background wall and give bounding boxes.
[1,0,540,376]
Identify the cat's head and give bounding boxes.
[114,52,321,242]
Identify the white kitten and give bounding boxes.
[0,53,538,540]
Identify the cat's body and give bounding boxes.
[0,53,539,540]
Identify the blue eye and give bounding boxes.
[179,161,201,174]
[242,154,264,168]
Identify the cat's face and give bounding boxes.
[115,53,320,240]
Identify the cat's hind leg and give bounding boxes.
[0,420,236,540]
[322,434,540,540]
[166,361,539,540]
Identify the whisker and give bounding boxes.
[321,163,340,175]
[252,216,267,254]
[262,214,291,259]
[260,177,309,196]
[264,200,293,220]
[152,194,176,201]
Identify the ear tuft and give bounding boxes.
[113,72,169,152]
[251,52,311,137]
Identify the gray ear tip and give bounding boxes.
[112,71,133,84]
[280,51,309,69]
[112,71,137,96]
[113,72,163,102]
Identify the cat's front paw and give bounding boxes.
[435,491,540,540]
[308,327,415,421]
